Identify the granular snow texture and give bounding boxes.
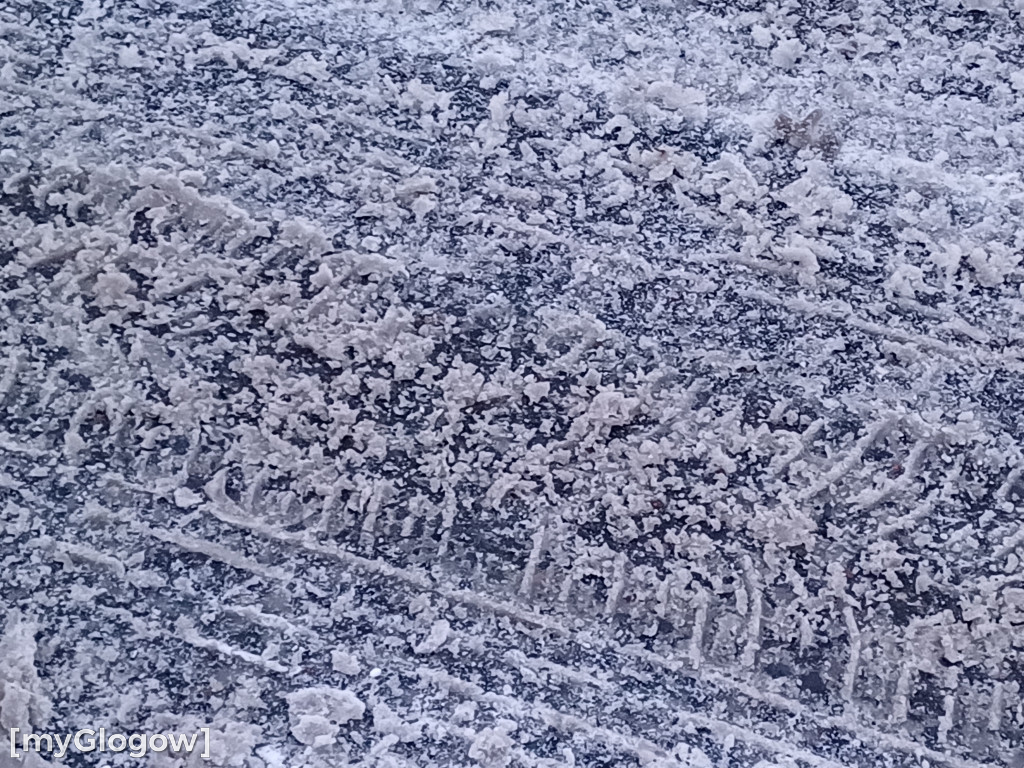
[2,1,1024,767]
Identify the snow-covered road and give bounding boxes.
[2,1,1024,766]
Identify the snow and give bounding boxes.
[285,687,365,747]
[412,619,451,655]
[331,650,361,676]
[4,0,1024,766]
[0,612,50,734]
[468,726,514,768]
